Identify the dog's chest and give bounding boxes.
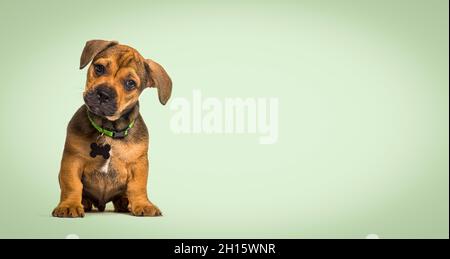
[82,143,131,204]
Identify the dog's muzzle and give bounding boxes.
[84,85,118,116]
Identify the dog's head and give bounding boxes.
[80,40,172,120]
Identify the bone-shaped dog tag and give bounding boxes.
[90,143,111,159]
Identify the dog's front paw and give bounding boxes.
[52,203,85,218]
[131,203,162,217]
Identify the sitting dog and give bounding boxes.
[52,40,172,217]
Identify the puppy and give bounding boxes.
[52,40,172,217]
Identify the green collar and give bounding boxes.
[87,111,135,139]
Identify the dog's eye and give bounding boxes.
[94,64,105,76]
[125,79,136,91]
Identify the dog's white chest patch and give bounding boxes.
[99,150,112,174]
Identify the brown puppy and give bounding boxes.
[52,40,172,217]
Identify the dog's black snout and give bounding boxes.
[84,85,117,116]
[95,86,115,103]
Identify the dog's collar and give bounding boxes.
[87,111,135,139]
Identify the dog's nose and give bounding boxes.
[96,88,112,103]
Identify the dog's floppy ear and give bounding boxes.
[144,59,172,105]
[79,40,118,69]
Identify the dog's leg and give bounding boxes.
[127,155,162,216]
[95,203,106,212]
[113,196,130,213]
[81,197,93,212]
[52,152,85,218]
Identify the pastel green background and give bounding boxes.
[0,0,448,239]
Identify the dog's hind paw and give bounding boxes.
[52,203,85,218]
